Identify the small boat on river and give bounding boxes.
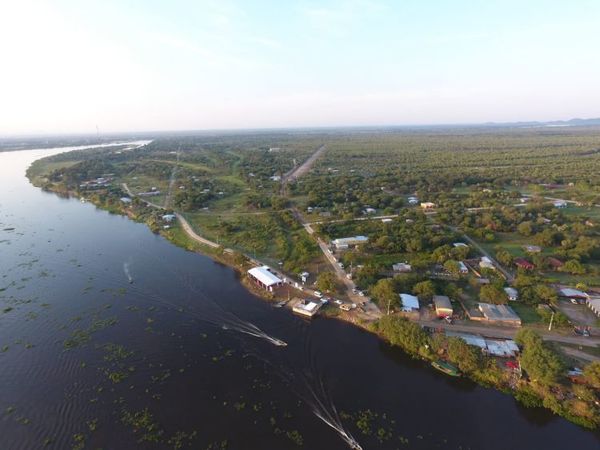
[431,360,461,377]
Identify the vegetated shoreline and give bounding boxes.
[26,163,600,432]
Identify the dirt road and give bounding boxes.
[282,144,326,184]
[418,319,600,346]
[175,213,220,249]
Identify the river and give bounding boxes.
[0,146,598,449]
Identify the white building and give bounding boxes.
[162,214,176,222]
[399,293,420,312]
[587,297,600,317]
[392,262,412,273]
[332,236,369,249]
[479,256,495,270]
[248,266,283,292]
[420,202,436,209]
[293,299,321,317]
[504,287,519,301]
[559,288,588,299]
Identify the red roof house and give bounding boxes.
[514,257,535,270]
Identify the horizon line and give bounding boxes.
[2,116,600,139]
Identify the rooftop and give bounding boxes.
[433,295,452,310]
[478,303,521,324]
[248,266,282,287]
[399,293,419,311]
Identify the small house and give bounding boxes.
[559,288,588,300]
[514,257,535,270]
[433,295,453,318]
[399,294,420,312]
[504,287,518,301]
[293,299,322,318]
[547,257,564,270]
[479,257,495,270]
[162,214,176,222]
[392,262,412,273]
[331,236,369,250]
[458,261,469,274]
[420,202,436,209]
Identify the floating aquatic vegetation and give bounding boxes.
[120,408,164,443]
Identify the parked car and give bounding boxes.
[314,291,323,298]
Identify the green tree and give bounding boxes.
[412,280,436,300]
[446,337,482,373]
[495,248,513,267]
[316,272,337,293]
[479,285,508,304]
[561,259,586,275]
[534,284,558,305]
[515,329,564,385]
[377,316,430,358]
[517,221,534,236]
[443,260,460,275]
[583,361,600,389]
[371,278,398,313]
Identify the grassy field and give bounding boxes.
[509,302,543,324]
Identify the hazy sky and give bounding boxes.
[1,0,600,134]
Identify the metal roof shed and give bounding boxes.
[248,266,283,291]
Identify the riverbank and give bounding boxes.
[26,166,600,432]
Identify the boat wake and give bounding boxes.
[220,319,287,346]
[301,372,362,450]
[117,258,287,348]
[123,261,133,283]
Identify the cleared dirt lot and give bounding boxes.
[556,300,598,327]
